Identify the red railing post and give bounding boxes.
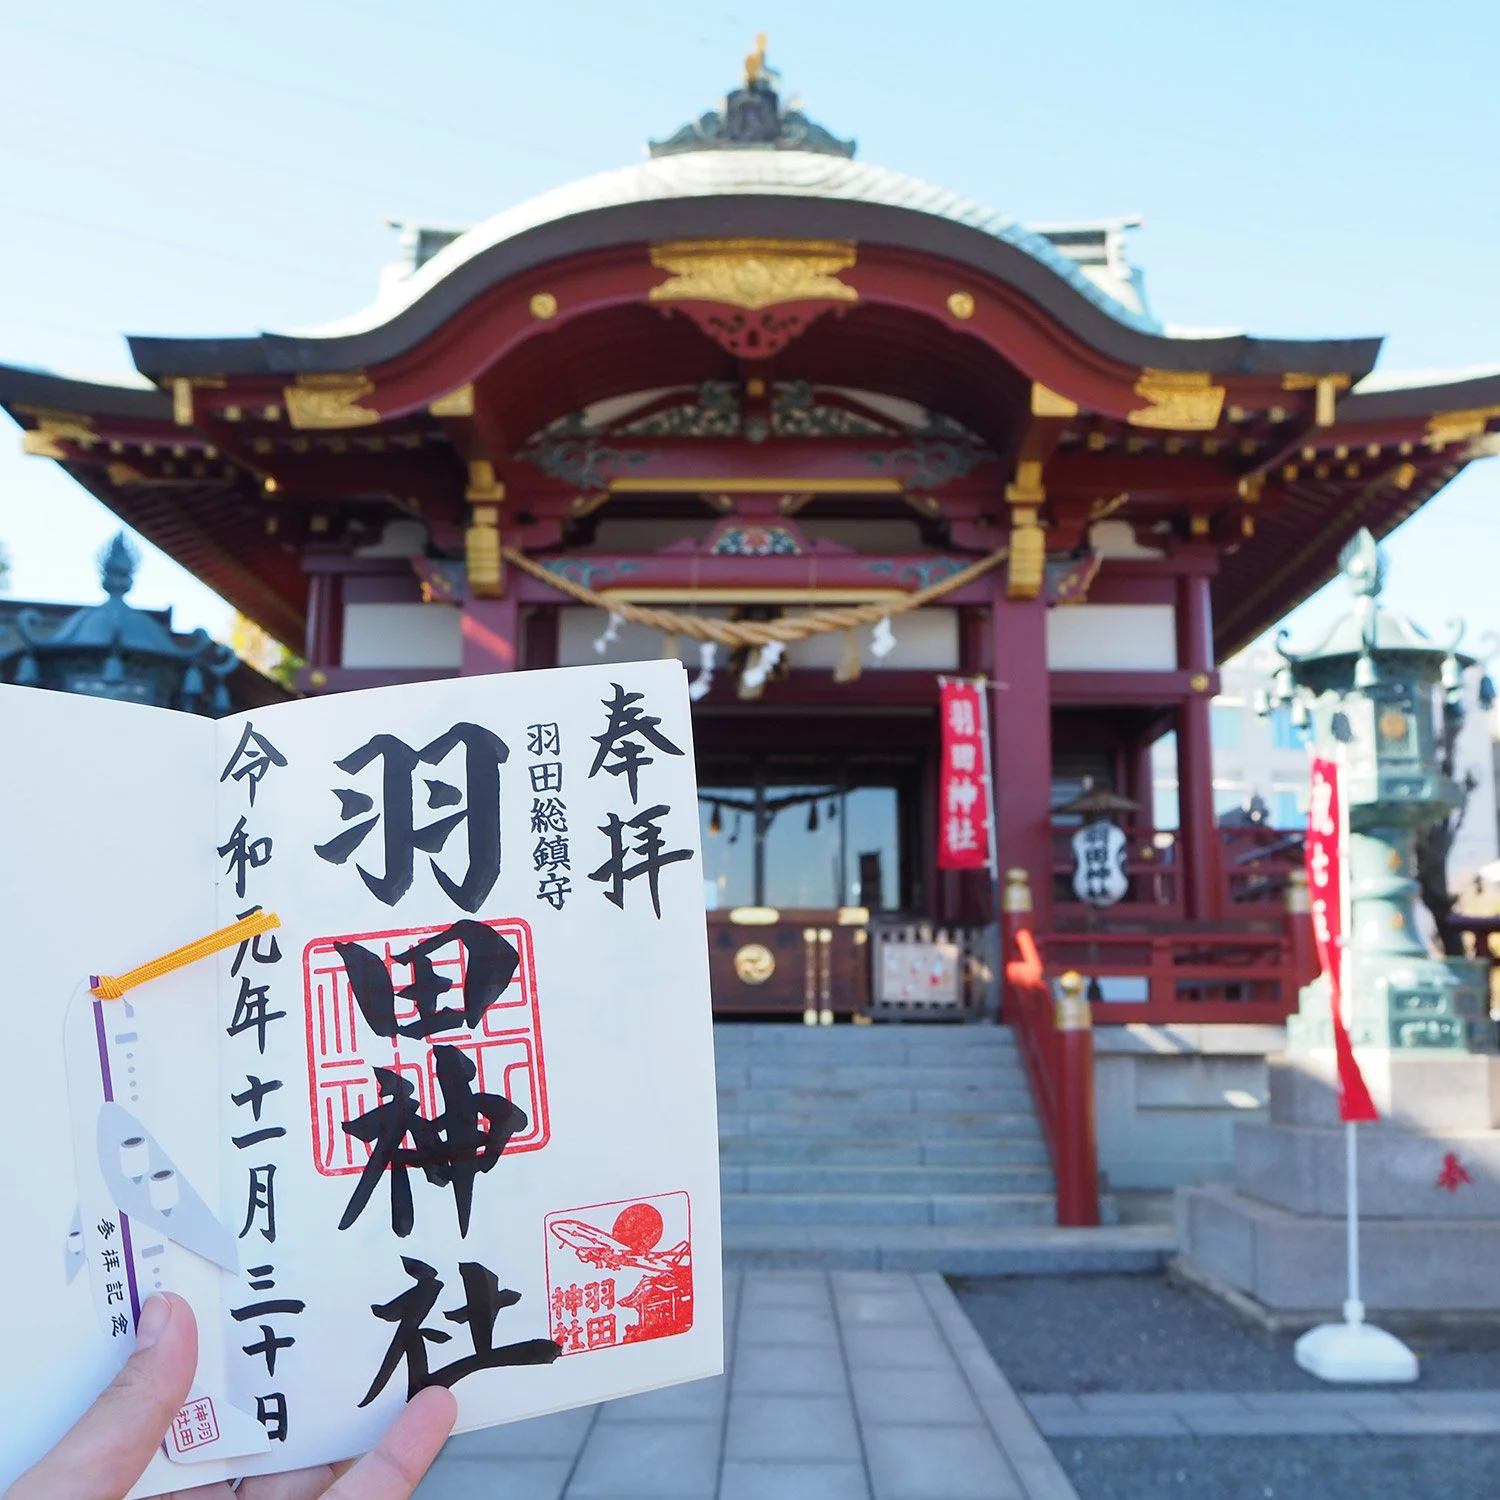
[1001,866,1031,971]
[1053,971,1100,1227]
[1285,867,1318,994]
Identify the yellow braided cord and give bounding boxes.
[91,910,282,1000]
[500,546,1010,647]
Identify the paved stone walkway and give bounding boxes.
[416,1270,1078,1500]
[1025,1389,1500,1437]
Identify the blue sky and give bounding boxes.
[1,0,1496,655]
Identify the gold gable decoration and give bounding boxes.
[1426,405,1500,447]
[283,373,380,430]
[1127,370,1225,432]
[648,239,858,312]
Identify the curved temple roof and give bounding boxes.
[316,151,1163,341]
[125,70,1379,384]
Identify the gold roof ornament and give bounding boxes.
[745,32,768,87]
[648,239,858,311]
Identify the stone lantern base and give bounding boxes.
[1176,1050,1500,1321]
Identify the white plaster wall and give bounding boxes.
[1046,604,1178,671]
[341,602,462,669]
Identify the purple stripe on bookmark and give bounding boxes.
[91,998,143,1323]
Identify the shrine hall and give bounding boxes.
[4,49,1497,1035]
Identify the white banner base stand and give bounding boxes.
[1294,1304,1418,1384]
[1292,1123,1418,1383]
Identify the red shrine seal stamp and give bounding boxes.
[170,1397,219,1454]
[545,1191,693,1355]
[303,916,549,1176]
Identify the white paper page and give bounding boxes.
[200,660,721,1488]
[0,686,218,1493]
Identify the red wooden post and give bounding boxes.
[991,590,1053,933]
[1176,569,1222,921]
[461,594,521,674]
[1053,970,1100,1226]
[303,570,343,672]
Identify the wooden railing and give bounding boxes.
[1051,823,1306,922]
[1039,929,1297,1024]
[1002,870,1099,1227]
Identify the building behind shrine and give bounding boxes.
[3,49,1497,1049]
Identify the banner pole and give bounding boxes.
[1337,740,1362,1328]
[1345,1119,1362,1325]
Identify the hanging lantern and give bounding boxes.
[708,802,723,836]
[807,801,819,832]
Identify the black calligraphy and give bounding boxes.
[588,683,684,805]
[359,1257,560,1405]
[587,685,692,920]
[527,722,572,910]
[334,921,519,1041]
[314,723,508,911]
[338,1048,528,1238]
[220,722,288,806]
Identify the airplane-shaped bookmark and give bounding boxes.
[64,911,281,1466]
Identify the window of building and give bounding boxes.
[698,757,912,912]
[1214,786,1250,818]
[1152,782,1180,830]
[1271,787,1306,829]
[1269,707,1309,750]
[1210,702,1244,750]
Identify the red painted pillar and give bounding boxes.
[991,589,1053,934]
[1054,971,1100,1226]
[461,595,520,675]
[304,571,343,670]
[1176,569,1221,922]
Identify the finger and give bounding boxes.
[234,1461,353,1500]
[322,1387,457,1500]
[5,1293,197,1500]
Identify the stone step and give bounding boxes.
[715,1032,1018,1054]
[721,1222,1175,1274]
[716,1063,1029,1089]
[720,1191,1058,1227]
[722,1162,1054,1195]
[717,1110,1042,1139]
[716,1085,1034,1112]
[718,1136,1049,1166]
[711,1032,1014,1056]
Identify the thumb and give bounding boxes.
[5,1292,197,1500]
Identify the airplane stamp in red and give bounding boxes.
[544,1191,693,1355]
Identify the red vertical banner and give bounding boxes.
[938,678,994,872]
[1306,755,1379,1122]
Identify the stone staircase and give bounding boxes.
[716,1021,1162,1273]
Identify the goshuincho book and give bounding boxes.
[0,659,721,1497]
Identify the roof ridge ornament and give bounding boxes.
[649,37,856,159]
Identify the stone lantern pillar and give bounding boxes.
[1263,528,1492,1053]
[1176,531,1500,1322]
